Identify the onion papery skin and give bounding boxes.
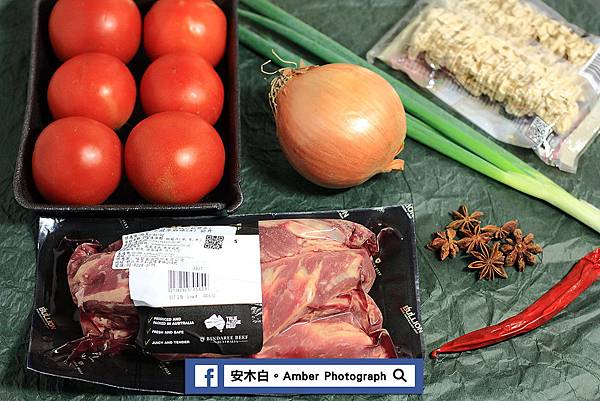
[274,63,407,189]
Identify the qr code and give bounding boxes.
[526,117,553,146]
[204,235,225,250]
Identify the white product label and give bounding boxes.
[111,226,262,308]
[526,116,554,147]
[525,117,562,164]
[581,46,600,94]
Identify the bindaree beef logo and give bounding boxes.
[36,306,57,330]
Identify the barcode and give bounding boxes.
[204,235,224,250]
[582,48,600,93]
[168,270,209,292]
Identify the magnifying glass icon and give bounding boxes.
[393,368,407,382]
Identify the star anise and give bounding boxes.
[457,225,493,253]
[447,205,483,232]
[468,242,507,280]
[482,220,518,239]
[427,228,460,261]
[501,229,543,272]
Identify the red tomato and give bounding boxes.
[32,117,122,205]
[140,53,224,124]
[125,112,225,204]
[143,0,227,66]
[47,53,136,130]
[49,0,142,63]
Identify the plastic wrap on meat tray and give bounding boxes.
[367,0,600,173]
[63,219,396,360]
[60,240,138,361]
[255,290,395,358]
[256,219,395,358]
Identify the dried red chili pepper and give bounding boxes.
[431,248,600,358]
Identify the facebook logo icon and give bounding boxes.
[195,365,219,388]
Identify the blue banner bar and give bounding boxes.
[185,358,424,394]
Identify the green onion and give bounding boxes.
[238,18,600,234]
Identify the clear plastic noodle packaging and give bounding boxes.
[368,0,600,173]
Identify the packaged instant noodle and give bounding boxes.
[368,0,600,173]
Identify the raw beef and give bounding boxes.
[254,313,395,359]
[255,290,395,358]
[65,219,396,360]
[260,249,375,342]
[259,219,378,262]
[65,240,138,359]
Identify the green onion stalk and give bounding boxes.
[237,4,600,235]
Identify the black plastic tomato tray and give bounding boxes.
[13,0,242,215]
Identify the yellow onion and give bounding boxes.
[271,63,406,188]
